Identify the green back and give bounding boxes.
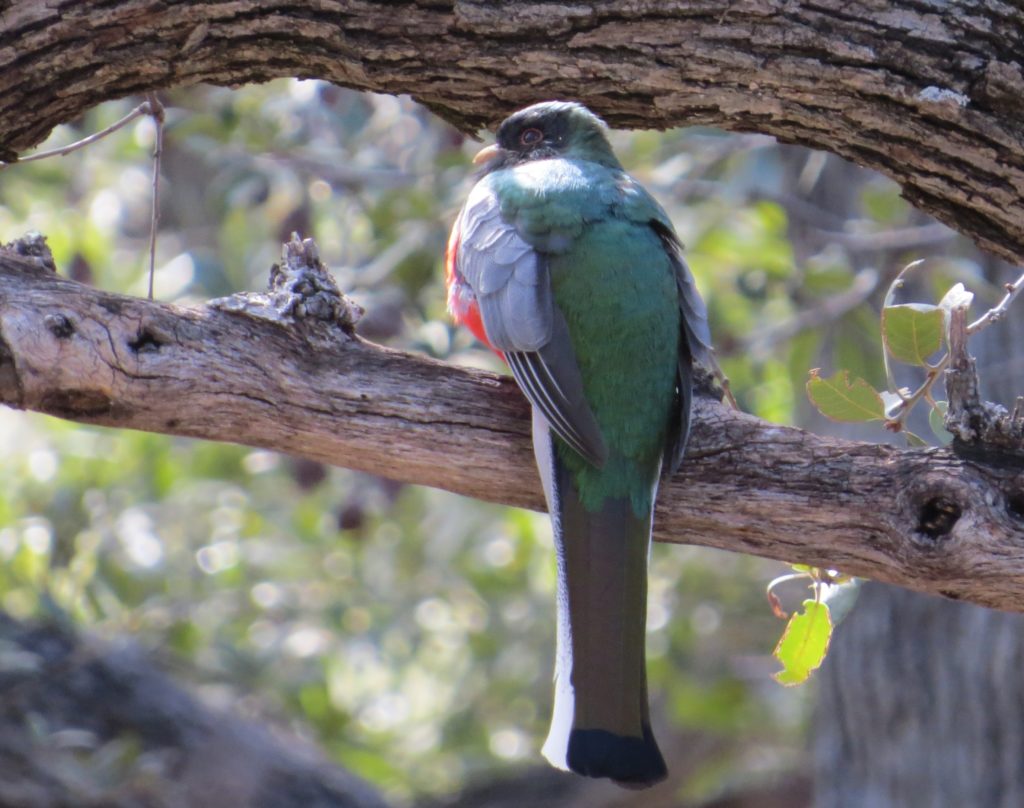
[490,159,681,515]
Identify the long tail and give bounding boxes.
[533,411,667,788]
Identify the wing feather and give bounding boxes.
[507,342,606,468]
[648,220,710,475]
[453,182,608,467]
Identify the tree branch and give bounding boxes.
[2,237,1023,611]
[0,1,1022,263]
[0,614,390,808]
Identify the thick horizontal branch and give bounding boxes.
[0,615,390,808]
[0,1,1023,263]
[2,242,1024,611]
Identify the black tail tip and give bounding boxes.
[566,726,667,789]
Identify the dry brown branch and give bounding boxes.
[0,1,1022,264]
[2,236,1023,611]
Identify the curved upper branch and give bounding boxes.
[2,241,1023,611]
[0,1,1022,263]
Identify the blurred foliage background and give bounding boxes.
[0,81,1014,805]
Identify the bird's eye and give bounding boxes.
[519,127,544,146]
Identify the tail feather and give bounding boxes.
[533,411,666,788]
[567,724,664,789]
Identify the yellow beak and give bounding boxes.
[472,143,502,165]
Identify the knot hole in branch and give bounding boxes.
[917,497,962,541]
[128,327,162,354]
[1006,491,1024,524]
[44,313,75,339]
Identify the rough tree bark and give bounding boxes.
[0,1,1023,264]
[2,235,1023,613]
[816,582,1024,808]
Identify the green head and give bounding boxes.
[478,101,623,171]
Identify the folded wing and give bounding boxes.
[452,183,608,468]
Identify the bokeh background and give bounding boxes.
[0,82,1011,805]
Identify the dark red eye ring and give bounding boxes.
[519,127,544,146]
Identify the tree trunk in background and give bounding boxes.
[814,262,1024,808]
[815,583,1024,807]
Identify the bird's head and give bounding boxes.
[473,101,622,172]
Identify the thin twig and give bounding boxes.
[881,259,925,395]
[703,348,739,409]
[812,222,955,253]
[884,359,947,432]
[146,94,165,301]
[967,268,1024,334]
[0,94,168,298]
[0,102,151,168]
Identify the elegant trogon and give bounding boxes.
[445,101,711,788]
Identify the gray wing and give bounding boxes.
[455,183,608,467]
[649,219,711,475]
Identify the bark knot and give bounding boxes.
[44,314,75,339]
[128,328,162,354]
[917,497,962,541]
[209,235,364,342]
[40,389,114,418]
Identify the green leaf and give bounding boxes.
[806,369,886,422]
[929,400,953,444]
[882,304,944,365]
[903,430,928,447]
[773,599,832,686]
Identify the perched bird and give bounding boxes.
[445,101,711,787]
